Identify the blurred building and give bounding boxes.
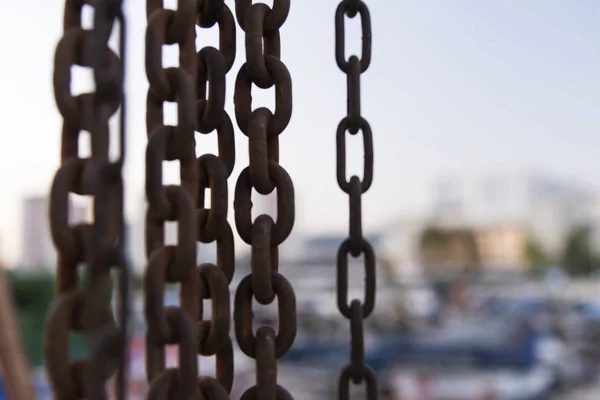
[288,234,383,265]
[20,195,88,270]
[431,172,595,258]
[474,225,527,271]
[379,173,596,278]
[380,217,428,278]
[412,223,526,275]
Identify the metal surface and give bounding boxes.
[144,0,235,398]
[335,0,379,399]
[46,0,129,399]
[233,1,297,399]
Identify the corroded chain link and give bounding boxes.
[194,0,237,396]
[144,0,235,398]
[46,0,129,399]
[335,0,378,399]
[144,0,199,398]
[233,1,296,399]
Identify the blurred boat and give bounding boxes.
[281,311,589,399]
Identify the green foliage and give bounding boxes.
[523,237,550,277]
[420,226,447,247]
[453,228,480,268]
[7,270,55,368]
[9,270,54,309]
[561,225,600,276]
[419,225,480,273]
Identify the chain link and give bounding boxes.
[233,1,296,399]
[46,0,130,399]
[335,0,378,399]
[144,0,235,398]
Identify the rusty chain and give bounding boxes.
[144,0,198,398]
[144,0,235,398]
[335,0,378,399]
[194,0,237,396]
[233,1,296,399]
[45,1,381,399]
[46,0,130,399]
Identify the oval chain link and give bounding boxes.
[46,0,130,399]
[334,0,378,399]
[233,1,297,399]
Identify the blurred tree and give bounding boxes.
[450,229,480,274]
[419,226,449,270]
[523,236,550,276]
[419,225,480,276]
[561,225,600,276]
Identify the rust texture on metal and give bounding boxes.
[144,0,236,398]
[233,0,297,399]
[335,0,378,399]
[46,0,130,399]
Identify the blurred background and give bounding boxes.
[2,0,600,399]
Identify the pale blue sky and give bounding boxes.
[1,1,599,264]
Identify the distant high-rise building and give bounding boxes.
[21,196,88,270]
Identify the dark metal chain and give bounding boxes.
[195,0,237,397]
[233,1,296,399]
[144,0,235,398]
[335,0,378,399]
[46,0,130,399]
[144,0,199,398]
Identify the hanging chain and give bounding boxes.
[45,1,381,399]
[46,0,129,399]
[335,0,378,399]
[144,0,235,398]
[233,1,297,399]
[144,0,199,398]
[194,0,237,396]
